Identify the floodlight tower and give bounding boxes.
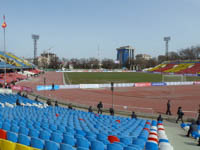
[32,34,40,64]
[164,36,171,61]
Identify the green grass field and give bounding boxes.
[64,72,200,84]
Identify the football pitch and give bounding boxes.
[64,72,200,84]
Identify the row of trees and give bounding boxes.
[61,58,119,69]
[38,45,200,70]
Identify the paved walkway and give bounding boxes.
[164,120,199,150]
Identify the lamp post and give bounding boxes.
[111,82,114,108]
[32,34,39,65]
[164,37,171,61]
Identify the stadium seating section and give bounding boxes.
[148,61,200,74]
[0,94,173,150]
[0,73,27,85]
[0,51,34,69]
[6,52,32,67]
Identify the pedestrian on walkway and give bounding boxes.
[51,83,55,91]
[131,111,137,119]
[55,101,58,107]
[109,107,114,116]
[97,101,103,114]
[166,100,172,115]
[88,106,93,113]
[157,114,163,122]
[176,106,184,123]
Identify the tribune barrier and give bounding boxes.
[59,84,80,89]
[135,82,151,87]
[36,81,200,91]
[80,84,99,89]
[12,85,32,92]
[165,81,193,86]
[194,81,200,85]
[151,82,166,86]
[36,85,59,91]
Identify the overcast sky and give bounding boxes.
[0,0,200,60]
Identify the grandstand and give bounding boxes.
[0,93,174,150]
[0,51,41,88]
[0,51,35,69]
[148,61,200,75]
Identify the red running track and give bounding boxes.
[17,72,200,117]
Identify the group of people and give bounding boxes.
[164,100,185,123]
[88,101,137,119]
[164,100,200,146]
[87,101,114,115]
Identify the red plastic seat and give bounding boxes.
[0,129,7,139]
[108,135,120,143]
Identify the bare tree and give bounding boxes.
[101,58,116,69]
[168,52,180,60]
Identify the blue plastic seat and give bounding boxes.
[29,128,39,138]
[19,122,26,127]
[145,142,158,150]
[113,142,125,147]
[58,125,66,132]
[64,132,74,137]
[63,135,76,146]
[86,132,96,138]
[107,143,123,150]
[124,146,138,150]
[77,148,89,150]
[51,132,63,143]
[19,126,29,135]
[39,130,51,140]
[7,131,18,143]
[10,125,19,133]
[66,127,75,134]
[76,138,90,149]
[31,137,44,149]
[132,138,145,149]
[128,144,142,150]
[11,120,18,125]
[91,141,104,150]
[86,136,96,142]
[97,134,109,144]
[2,122,11,131]
[76,129,86,136]
[18,134,31,146]
[49,124,57,131]
[45,140,59,150]
[120,137,132,145]
[60,143,75,150]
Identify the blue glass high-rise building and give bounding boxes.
[116,46,134,68]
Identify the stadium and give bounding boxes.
[0,1,200,150]
[0,49,200,150]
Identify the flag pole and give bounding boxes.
[2,15,7,88]
[3,27,6,88]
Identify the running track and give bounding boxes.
[17,72,200,117]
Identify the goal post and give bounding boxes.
[162,74,186,82]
